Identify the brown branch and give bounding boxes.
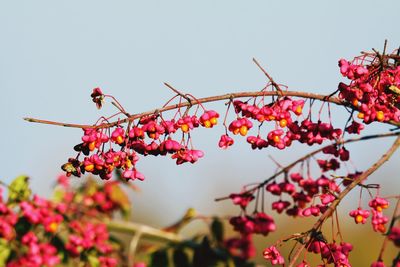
[24,90,348,129]
[215,131,400,202]
[288,136,400,267]
[361,51,400,61]
[23,90,400,129]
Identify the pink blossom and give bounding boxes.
[263,245,284,265]
[219,134,234,149]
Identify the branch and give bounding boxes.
[361,51,400,61]
[107,220,183,265]
[23,90,348,129]
[288,136,400,267]
[106,220,182,243]
[23,90,400,129]
[215,131,400,202]
[128,232,142,266]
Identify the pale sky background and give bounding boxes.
[1,1,399,255]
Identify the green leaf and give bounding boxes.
[0,239,11,266]
[225,258,236,267]
[163,208,196,233]
[211,217,224,243]
[114,169,141,192]
[173,248,190,267]
[84,177,99,196]
[106,182,131,219]
[193,237,217,267]
[52,188,65,203]
[51,235,66,251]
[150,250,169,267]
[14,217,31,237]
[232,259,256,267]
[7,175,31,203]
[214,261,230,267]
[181,240,200,250]
[109,235,124,247]
[87,254,100,267]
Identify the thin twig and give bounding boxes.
[164,82,192,105]
[252,58,283,94]
[111,101,131,118]
[361,51,400,61]
[269,155,284,169]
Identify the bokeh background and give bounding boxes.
[1,1,399,265]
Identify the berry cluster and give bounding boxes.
[7,232,60,267]
[229,212,276,236]
[20,195,64,233]
[369,196,390,233]
[0,192,63,266]
[338,54,400,124]
[228,151,395,266]
[226,148,359,265]
[220,96,347,152]
[224,121,395,266]
[47,49,400,266]
[64,83,351,186]
[62,88,219,181]
[0,188,17,241]
[348,196,390,234]
[264,162,348,219]
[0,175,130,266]
[224,234,256,260]
[263,241,354,267]
[307,240,353,266]
[66,221,114,258]
[228,191,277,261]
[388,226,400,247]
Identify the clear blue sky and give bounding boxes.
[0,1,399,228]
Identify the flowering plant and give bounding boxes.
[17,44,400,266]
